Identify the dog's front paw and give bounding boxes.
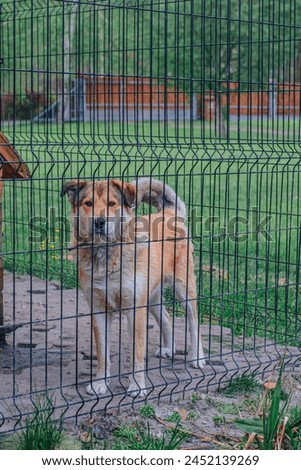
[190,357,206,369]
[86,380,109,396]
[127,380,147,398]
[156,347,173,358]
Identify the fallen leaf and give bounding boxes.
[178,408,188,420]
[79,431,91,443]
[263,381,277,390]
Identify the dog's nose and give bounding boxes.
[94,217,106,234]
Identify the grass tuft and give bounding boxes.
[112,421,188,450]
[17,395,64,450]
[139,404,156,419]
[221,374,261,396]
[233,365,301,450]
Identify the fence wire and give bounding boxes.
[0,0,301,434]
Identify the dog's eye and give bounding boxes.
[108,201,116,207]
[84,201,93,207]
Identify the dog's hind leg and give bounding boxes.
[126,305,147,398]
[174,277,205,369]
[149,288,174,358]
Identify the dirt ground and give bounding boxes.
[67,372,301,450]
[1,270,301,446]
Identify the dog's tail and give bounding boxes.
[134,178,186,219]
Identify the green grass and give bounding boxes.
[221,374,261,396]
[17,395,64,450]
[233,367,301,450]
[139,404,156,419]
[113,425,137,441]
[81,420,188,450]
[2,121,301,346]
[166,411,182,423]
[112,422,188,450]
[213,415,227,426]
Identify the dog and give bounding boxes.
[62,178,205,397]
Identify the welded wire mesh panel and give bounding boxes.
[0,0,301,434]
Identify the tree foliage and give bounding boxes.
[1,0,301,93]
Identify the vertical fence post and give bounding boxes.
[0,168,4,345]
[0,2,4,345]
[269,78,277,119]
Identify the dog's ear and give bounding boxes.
[111,180,136,209]
[61,180,87,205]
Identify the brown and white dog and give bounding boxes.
[62,178,205,397]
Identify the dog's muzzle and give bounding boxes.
[94,216,106,235]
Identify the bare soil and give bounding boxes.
[1,271,301,447]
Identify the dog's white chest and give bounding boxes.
[92,270,142,311]
[80,248,145,311]
[92,276,121,309]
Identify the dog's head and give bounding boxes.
[62,179,136,243]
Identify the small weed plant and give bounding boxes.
[17,395,64,450]
[112,421,188,450]
[233,366,301,450]
[222,374,261,396]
